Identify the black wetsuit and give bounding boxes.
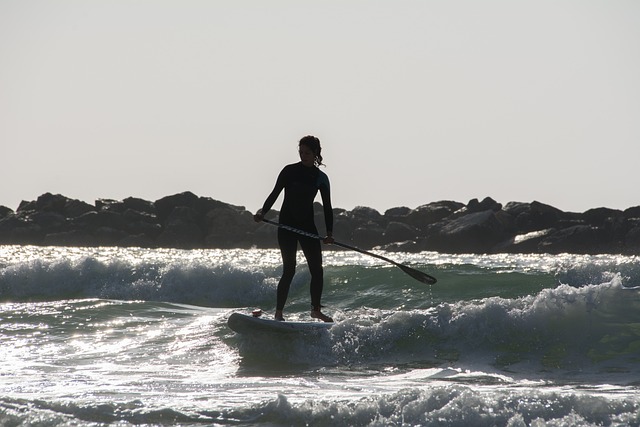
[261,162,333,310]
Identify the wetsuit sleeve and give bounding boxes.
[318,172,333,234]
[261,167,287,215]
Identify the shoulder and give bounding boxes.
[317,168,329,179]
[279,163,299,175]
[317,169,330,187]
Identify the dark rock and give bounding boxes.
[496,228,555,253]
[0,216,43,244]
[98,198,155,216]
[15,193,94,219]
[495,210,517,232]
[0,206,14,219]
[503,201,531,217]
[624,206,640,219]
[506,201,567,233]
[200,196,236,214]
[155,191,201,223]
[625,226,640,252]
[43,230,92,246]
[332,215,357,244]
[383,221,418,244]
[384,206,411,218]
[122,208,158,224]
[96,199,124,212]
[43,226,128,247]
[64,199,95,218]
[29,211,69,233]
[426,210,511,253]
[3,191,640,254]
[252,222,278,248]
[73,211,127,231]
[329,208,384,248]
[155,206,203,249]
[465,197,502,214]
[352,224,385,249]
[118,233,156,248]
[378,240,423,252]
[582,207,623,226]
[16,200,36,213]
[123,197,156,215]
[205,206,256,249]
[35,193,68,214]
[538,225,610,254]
[350,206,383,223]
[332,207,347,216]
[122,209,162,239]
[404,201,462,230]
[155,192,231,220]
[95,199,113,209]
[93,227,129,246]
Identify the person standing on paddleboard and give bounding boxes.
[254,135,334,322]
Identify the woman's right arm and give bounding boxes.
[254,167,287,222]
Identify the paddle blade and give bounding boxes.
[399,264,437,285]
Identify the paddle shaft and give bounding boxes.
[261,218,437,284]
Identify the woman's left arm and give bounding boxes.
[319,172,334,242]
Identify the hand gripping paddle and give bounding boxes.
[261,218,437,285]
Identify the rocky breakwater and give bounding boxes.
[1,192,639,254]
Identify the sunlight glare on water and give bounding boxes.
[2,246,640,425]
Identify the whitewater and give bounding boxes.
[1,245,639,426]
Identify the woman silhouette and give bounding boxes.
[254,135,334,322]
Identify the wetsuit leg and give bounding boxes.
[276,228,298,310]
[299,236,323,308]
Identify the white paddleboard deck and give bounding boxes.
[227,312,333,335]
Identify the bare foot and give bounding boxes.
[311,309,333,323]
[274,310,285,321]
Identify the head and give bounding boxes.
[298,135,323,167]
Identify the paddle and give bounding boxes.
[261,218,437,285]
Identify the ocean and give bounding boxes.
[1,245,639,426]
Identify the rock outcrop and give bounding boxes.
[1,192,639,254]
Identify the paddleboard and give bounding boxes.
[227,311,333,335]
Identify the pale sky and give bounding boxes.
[1,0,639,214]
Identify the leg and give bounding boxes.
[276,228,298,318]
[300,236,333,322]
[299,236,323,307]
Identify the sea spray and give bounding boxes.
[1,246,640,426]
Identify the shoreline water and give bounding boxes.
[1,246,640,425]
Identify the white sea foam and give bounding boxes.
[1,246,639,425]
